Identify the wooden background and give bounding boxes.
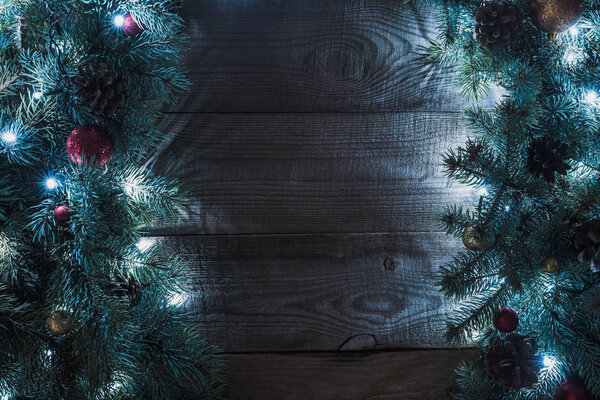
[151,1,499,398]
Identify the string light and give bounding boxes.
[45,177,60,190]
[113,14,125,27]
[46,349,53,357]
[32,91,43,100]
[584,90,599,105]
[478,187,489,196]
[1,130,16,144]
[136,237,154,252]
[169,292,187,306]
[563,49,582,66]
[569,26,579,36]
[543,355,556,369]
[504,205,510,212]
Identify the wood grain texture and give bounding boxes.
[225,349,475,400]
[173,0,500,113]
[160,232,462,353]
[151,112,477,235]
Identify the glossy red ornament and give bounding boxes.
[53,205,71,223]
[66,125,114,166]
[556,378,594,400]
[493,307,519,333]
[123,13,145,37]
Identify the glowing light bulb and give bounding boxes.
[505,205,510,212]
[136,237,154,252]
[584,90,599,105]
[569,26,579,36]
[46,349,53,357]
[45,177,59,190]
[1,130,16,144]
[32,91,42,100]
[543,355,556,368]
[114,14,125,27]
[478,187,489,196]
[169,292,187,306]
[563,50,579,65]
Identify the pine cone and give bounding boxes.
[114,273,141,306]
[574,220,600,272]
[527,138,571,183]
[484,334,540,390]
[74,62,127,115]
[475,0,523,49]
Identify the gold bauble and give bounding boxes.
[462,226,487,251]
[539,257,560,274]
[47,310,72,336]
[529,0,584,34]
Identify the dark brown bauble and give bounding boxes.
[484,334,540,389]
[462,226,487,251]
[556,377,594,400]
[53,205,71,223]
[527,138,571,183]
[122,13,145,37]
[47,310,72,336]
[475,0,524,49]
[73,62,127,115]
[493,307,519,332]
[529,0,584,34]
[539,257,560,273]
[574,220,600,272]
[66,125,114,167]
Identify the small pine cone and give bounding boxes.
[114,273,141,306]
[574,220,600,272]
[475,0,523,49]
[484,334,540,390]
[73,62,127,115]
[527,138,571,183]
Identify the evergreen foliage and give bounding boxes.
[0,0,225,398]
[418,0,600,398]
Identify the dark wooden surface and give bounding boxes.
[152,0,492,398]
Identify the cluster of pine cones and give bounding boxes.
[475,0,523,48]
[484,334,540,390]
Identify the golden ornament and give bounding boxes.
[539,257,560,273]
[529,0,584,34]
[462,226,487,251]
[47,310,72,336]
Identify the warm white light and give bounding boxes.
[504,205,510,212]
[114,14,125,27]
[169,292,187,306]
[32,91,42,100]
[45,177,59,190]
[569,26,579,36]
[543,355,556,368]
[1,130,16,144]
[46,349,53,357]
[136,237,154,252]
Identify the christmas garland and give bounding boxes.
[422,0,600,398]
[0,1,225,398]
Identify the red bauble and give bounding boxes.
[123,13,145,37]
[493,307,519,333]
[556,378,594,400]
[53,205,71,223]
[66,125,114,166]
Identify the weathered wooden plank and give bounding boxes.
[225,349,474,400]
[151,112,478,235]
[174,0,499,113]
[158,232,462,352]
